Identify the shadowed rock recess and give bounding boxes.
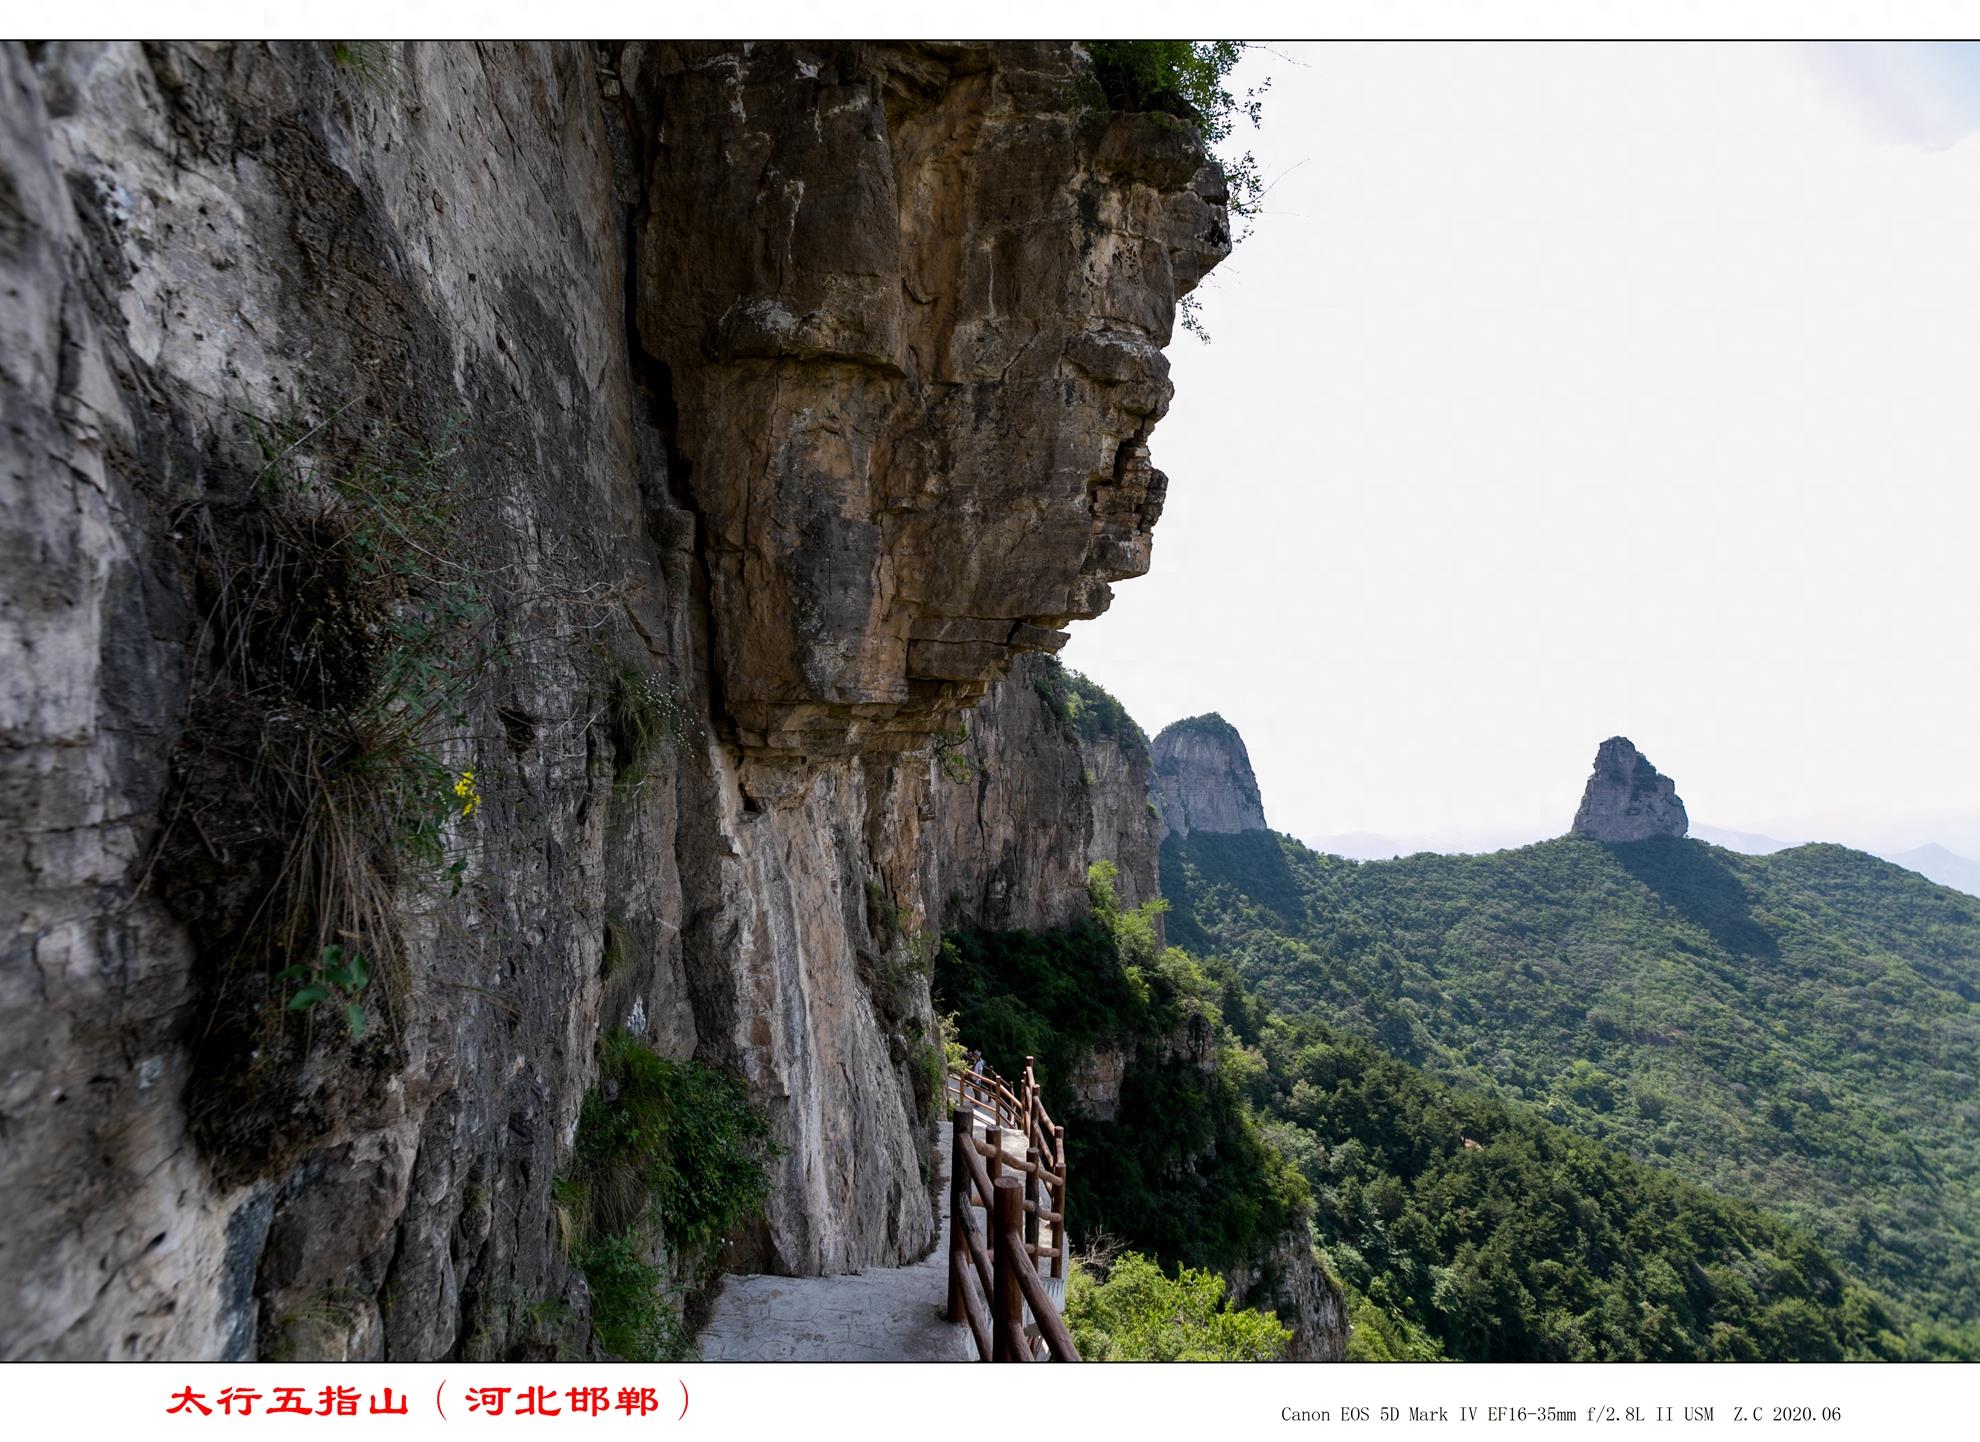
[0,41,1226,1359]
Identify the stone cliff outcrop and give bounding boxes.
[922,656,1160,933]
[936,674,1343,1359]
[1153,713,1268,838]
[1225,1226,1350,1363]
[621,42,1226,769]
[0,39,1225,1360]
[1570,736,1688,842]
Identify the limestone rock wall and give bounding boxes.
[1079,706,1163,914]
[0,39,1223,1360]
[621,41,1228,765]
[1225,1226,1350,1362]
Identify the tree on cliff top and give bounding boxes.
[1084,41,1270,337]
[1085,40,1266,226]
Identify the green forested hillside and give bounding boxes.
[1161,829,1980,1337]
[937,867,1310,1278]
[1223,986,1912,1361]
[935,865,1925,1360]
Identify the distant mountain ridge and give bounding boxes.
[1694,830,1980,899]
[1881,843,1980,898]
[1309,823,1980,892]
[1690,823,1795,855]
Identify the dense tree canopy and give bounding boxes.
[1162,829,1980,1348]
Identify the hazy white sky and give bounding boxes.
[1063,41,1980,853]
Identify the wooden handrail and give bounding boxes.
[945,1080,1077,1361]
[991,1178,1026,1360]
[1002,1202,1079,1362]
[962,1136,1066,1189]
[946,1101,1077,1361]
[948,1061,1070,1283]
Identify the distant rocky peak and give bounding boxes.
[1152,713,1267,839]
[1571,736,1689,842]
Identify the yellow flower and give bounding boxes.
[453,768,480,818]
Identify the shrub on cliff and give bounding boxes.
[1032,658,1150,750]
[935,865,1309,1275]
[556,1033,776,1359]
[1084,41,1259,153]
[1066,1250,1291,1361]
[1082,40,1269,335]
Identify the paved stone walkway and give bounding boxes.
[695,1141,974,1362]
[695,1122,1062,1362]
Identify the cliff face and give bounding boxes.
[623,42,1225,768]
[933,680,1343,1359]
[1570,736,1688,842]
[922,656,1162,932]
[1153,713,1268,838]
[1225,1226,1350,1363]
[0,40,1225,1360]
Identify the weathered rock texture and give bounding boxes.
[1152,712,1268,838]
[923,656,1161,932]
[0,39,1224,1360]
[1225,1225,1350,1363]
[621,42,1228,767]
[1570,736,1688,843]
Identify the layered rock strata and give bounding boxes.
[0,39,1224,1360]
[1570,736,1689,842]
[620,41,1228,768]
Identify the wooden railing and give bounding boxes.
[945,1056,1079,1361]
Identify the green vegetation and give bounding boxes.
[607,664,694,784]
[245,417,494,980]
[1219,991,1911,1360]
[1083,41,1265,226]
[1157,710,1246,747]
[1080,41,1269,336]
[278,942,371,1038]
[937,863,1308,1278]
[932,721,975,784]
[557,1033,776,1360]
[331,42,389,77]
[1162,829,1980,1347]
[164,414,497,1102]
[938,854,1916,1359]
[1032,658,1150,750]
[1067,1251,1292,1361]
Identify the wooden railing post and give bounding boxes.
[985,1125,1003,1186]
[948,1103,973,1325]
[1051,1122,1067,1279]
[1023,1144,1041,1257]
[992,1175,1026,1361]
